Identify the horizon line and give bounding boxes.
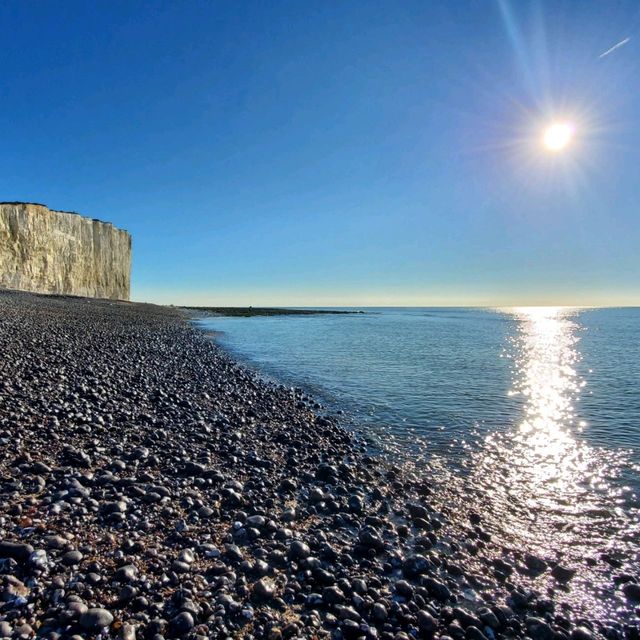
[138,300,640,310]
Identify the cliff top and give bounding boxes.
[0,202,128,233]
[1,201,49,206]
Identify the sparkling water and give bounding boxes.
[198,307,640,619]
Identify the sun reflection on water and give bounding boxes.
[438,307,639,620]
[341,307,638,621]
[509,307,586,497]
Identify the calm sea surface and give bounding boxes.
[199,307,640,619]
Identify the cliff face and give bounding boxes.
[0,203,131,300]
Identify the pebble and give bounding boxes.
[622,583,640,601]
[115,564,138,582]
[120,623,137,640]
[466,627,489,640]
[524,554,547,574]
[61,550,83,565]
[79,608,114,631]
[417,610,437,634]
[551,565,576,582]
[526,617,555,640]
[323,585,346,604]
[395,579,414,599]
[253,577,276,600]
[0,290,632,640]
[571,627,595,640]
[171,611,195,634]
[0,541,34,561]
[288,540,311,560]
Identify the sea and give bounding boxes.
[197,307,640,621]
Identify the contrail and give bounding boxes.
[599,37,631,58]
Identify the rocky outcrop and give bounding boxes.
[0,202,131,300]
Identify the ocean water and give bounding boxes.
[198,307,640,619]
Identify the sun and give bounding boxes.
[543,122,575,152]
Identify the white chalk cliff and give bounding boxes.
[0,203,131,300]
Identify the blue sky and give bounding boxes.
[1,0,639,306]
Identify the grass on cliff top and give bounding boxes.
[0,201,50,207]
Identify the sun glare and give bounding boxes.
[543,122,574,152]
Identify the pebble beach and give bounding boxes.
[0,290,636,640]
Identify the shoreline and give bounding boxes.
[0,290,635,639]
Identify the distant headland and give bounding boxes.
[183,306,361,317]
